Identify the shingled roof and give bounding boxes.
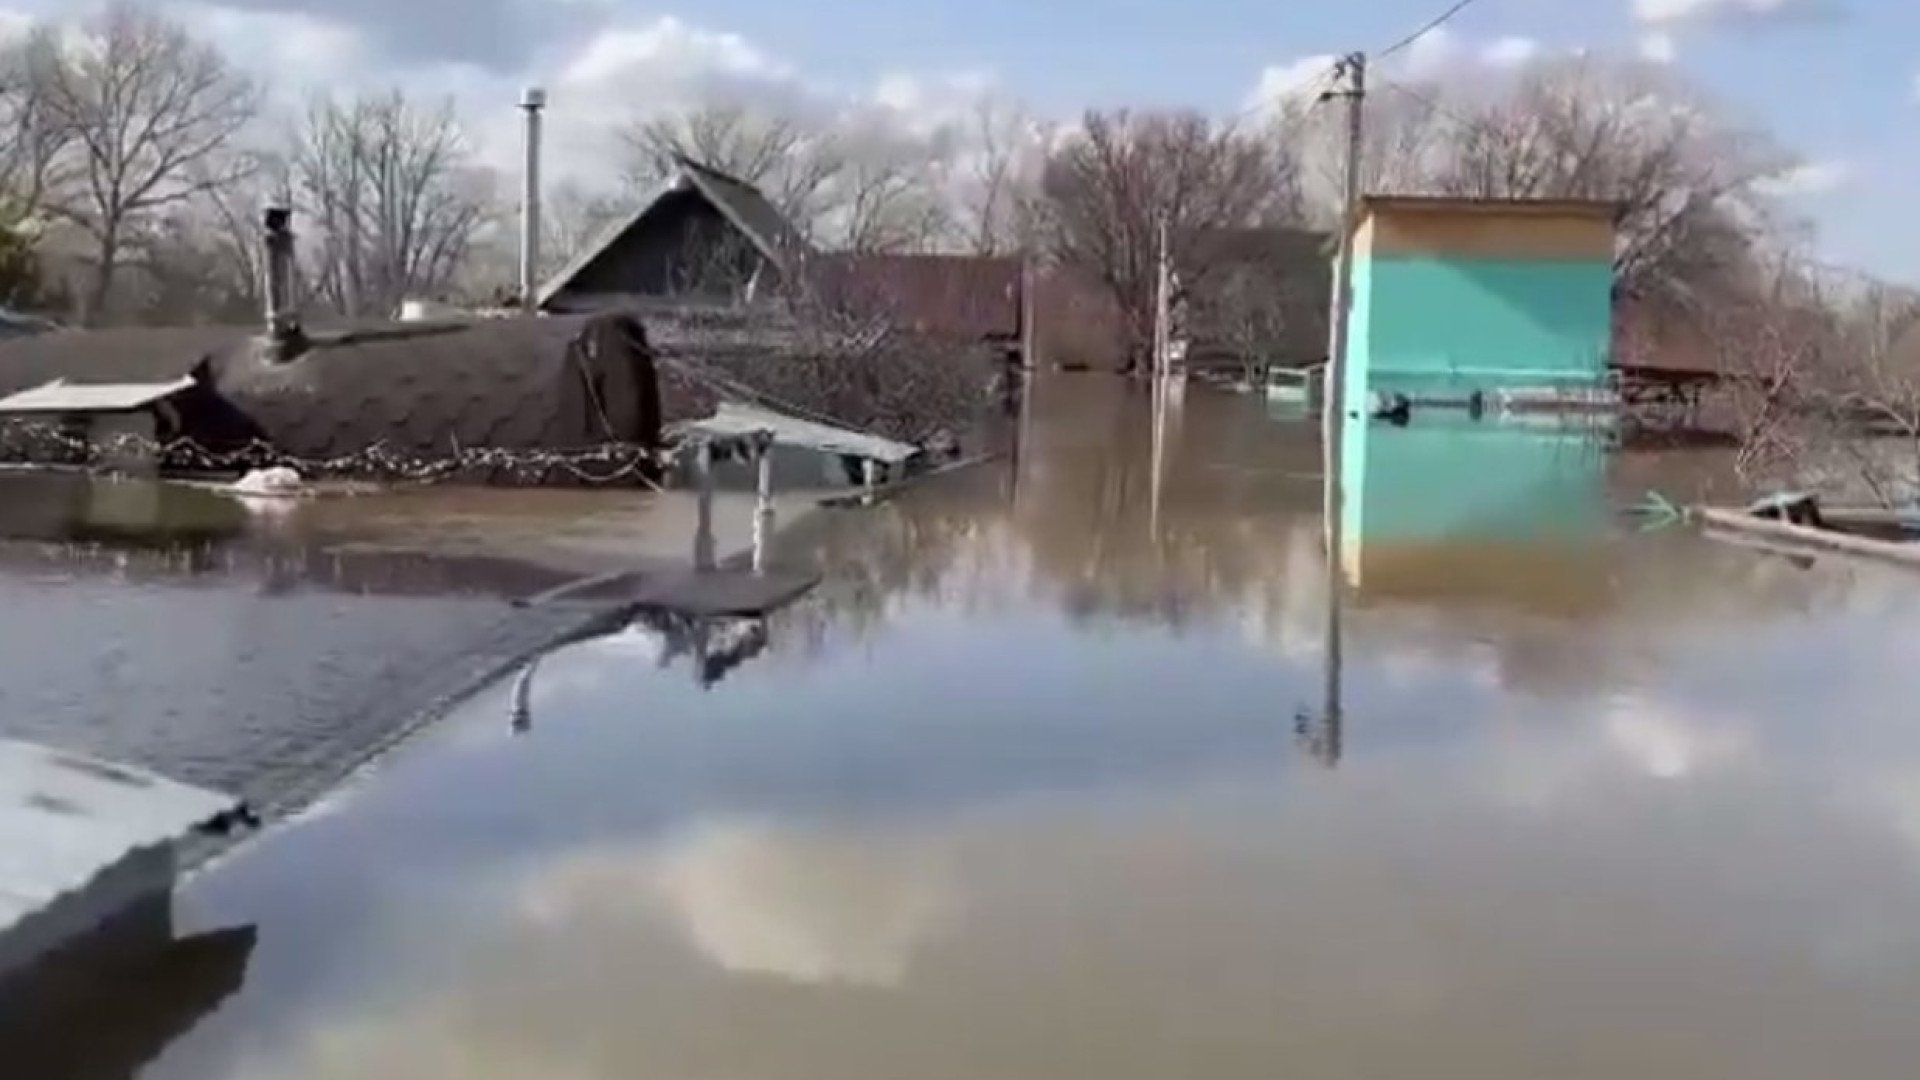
[537,158,813,309]
[0,315,662,474]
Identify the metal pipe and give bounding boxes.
[518,86,547,314]
[692,438,715,571]
[751,432,775,574]
[261,206,297,347]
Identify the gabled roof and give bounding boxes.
[536,158,812,309]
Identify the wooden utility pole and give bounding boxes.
[1320,51,1366,557]
[1315,51,1365,762]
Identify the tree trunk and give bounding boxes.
[86,229,119,327]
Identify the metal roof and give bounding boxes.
[673,401,918,464]
[0,740,238,950]
[0,376,197,414]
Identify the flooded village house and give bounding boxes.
[1339,196,1621,594]
[0,159,1018,482]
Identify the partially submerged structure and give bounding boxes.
[1345,197,1618,408]
[0,739,244,984]
[0,313,662,480]
[538,157,810,311]
[536,157,1030,364]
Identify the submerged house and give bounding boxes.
[538,158,1028,362]
[539,157,810,312]
[1344,196,1618,408]
[0,313,662,481]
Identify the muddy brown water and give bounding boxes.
[16,380,1920,1079]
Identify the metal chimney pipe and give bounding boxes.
[261,205,296,343]
[518,86,547,313]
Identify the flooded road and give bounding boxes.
[28,379,1920,1078]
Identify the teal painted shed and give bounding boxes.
[1343,197,1617,408]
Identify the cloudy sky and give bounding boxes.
[12,0,1916,280]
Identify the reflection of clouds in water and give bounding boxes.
[241,1024,605,1080]
[1480,693,1752,809]
[1603,696,1750,781]
[520,819,957,988]
[229,818,959,1080]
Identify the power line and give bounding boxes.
[1237,0,1492,123]
[1376,0,1489,60]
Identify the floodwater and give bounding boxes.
[20,378,1920,1078]
[0,468,798,811]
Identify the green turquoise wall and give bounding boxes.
[1346,254,1612,405]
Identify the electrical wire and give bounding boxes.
[1232,0,1490,125]
[1376,0,1489,60]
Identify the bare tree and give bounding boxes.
[0,27,71,224]
[1434,58,1788,309]
[951,96,1046,255]
[1282,83,1448,223]
[832,142,950,254]
[1035,110,1300,373]
[290,90,491,317]
[38,4,259,323]
[621,103,846,240]
[540,178,626,279]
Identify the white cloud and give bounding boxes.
[1633,0,1832,27]
[1402,27,1460,78]
[1755,159,1854,197]
[1244,53,1342,112]
[1247,31,1559,120]
[557,15,791,88]
[1639,31,1680,63]
[1481,36,1542,68]
[171,2,373,88]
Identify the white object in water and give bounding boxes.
[0,740,241,981]
[229,467,304,497]
[398,298,471,322]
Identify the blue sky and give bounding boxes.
[15,0,1918,280]
[672,0,1910,278]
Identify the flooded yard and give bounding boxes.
[16,379,1920,1078]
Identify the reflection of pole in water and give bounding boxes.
[1317,542,1344,766]
[1149,378,1167,542]
[509,655,540,735]
[1296,433,1346,768]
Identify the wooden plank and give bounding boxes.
[1698,507,1920,569]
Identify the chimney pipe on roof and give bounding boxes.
[261,205,301,352]
[519,85,547,315]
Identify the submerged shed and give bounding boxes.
[0,313,662,481]
[0,740,241,984]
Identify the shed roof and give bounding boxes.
[0,377,197,414]
[0,739,237,968]
[673,401,918,464]
[1361,195,1622,221]
[537,158,812,309]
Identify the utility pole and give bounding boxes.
[1319,51,1366,561]
[1314,50,1365,764]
